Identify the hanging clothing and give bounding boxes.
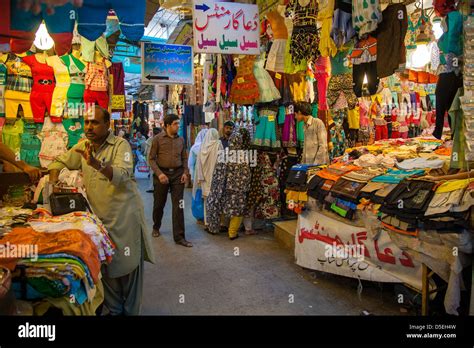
[0,54,7,117]
[38,117,69,168]
[286,0,320,67]
[314,56,330,110]
[9,0,75,56]
[351,35,379,97]
[229,55,259,105]
[265,10,288,73]
[47,55,71,118]
[376,4,408,79]
[329,109,347,159]
[77,0,146,42]
[318,0,337,57]
[81,35,110,63]
[62,118,85,149]
[253,55,281,103]
[22,55,56,123]
[20,122,41,167]
[331,0,356,48]
[109,62,126,112]
[61,54,87,117]
[352,0,382,37]
[4,58,33,121]
[2,118,24,154]
[281,106,298,148]
[253,107,281,151]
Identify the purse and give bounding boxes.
[49,192,91,216]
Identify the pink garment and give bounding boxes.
[359,100,370,127]
[314,56,330,110]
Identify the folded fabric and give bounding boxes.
[0,228,100,284]
[342,167,387,182]
[353,153,396,168]
[396,157,446,170]
[371,169,425,184]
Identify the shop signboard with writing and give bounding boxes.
[296,210,423,290]
[141,42,194,85]
[192,0,260,55]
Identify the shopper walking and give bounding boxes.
[207,128,252,240]
[188,128,208,182]
[146,127,162,193]
[48,105,155,315]
[193,128,222,225]
[148,114,193,247]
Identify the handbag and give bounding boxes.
[191,188,205,221]
[49,192,91,216]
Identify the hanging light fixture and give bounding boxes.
[33,23,54,51]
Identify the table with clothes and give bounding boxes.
[0,205,115,315]
[285,137,473,315]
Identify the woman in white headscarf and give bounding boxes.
[188,129,208,181]
[193,128,222,224]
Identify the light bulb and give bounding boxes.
[363,74,368,85]
[34,23,54,51]
[432,21,443,40]
[412,44,431,68]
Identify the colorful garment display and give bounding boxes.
[253,107,281,151]
[229,55,259,105]
[286,0,320,66]
[61,54,87,115]
[253,55,281,103]
[265,10,288,73]
[47,55,71,118]
[23,54,56,123]
[38,117,68,168]
[4,58,33,120]
[352,0,382,37]
[9,0,75,56]
[20,122,41,167]
[77,0,146,42]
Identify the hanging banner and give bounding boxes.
[192,0,260,55]
[295,210,423,290]
[141,42,194,85]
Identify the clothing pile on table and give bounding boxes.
[284,137,473,233]
[0,205,114,309]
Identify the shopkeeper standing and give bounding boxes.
[294,102,329,165]
[48,105,155,316]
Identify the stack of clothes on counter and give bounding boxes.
[285,137,473,236]
[0,206,115,311]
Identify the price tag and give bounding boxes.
[268,115,275,122]
[275,73,282,80]
[237,77,245,84]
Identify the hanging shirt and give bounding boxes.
[2,118,24,154]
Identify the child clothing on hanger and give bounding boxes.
[22,54,56,123]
